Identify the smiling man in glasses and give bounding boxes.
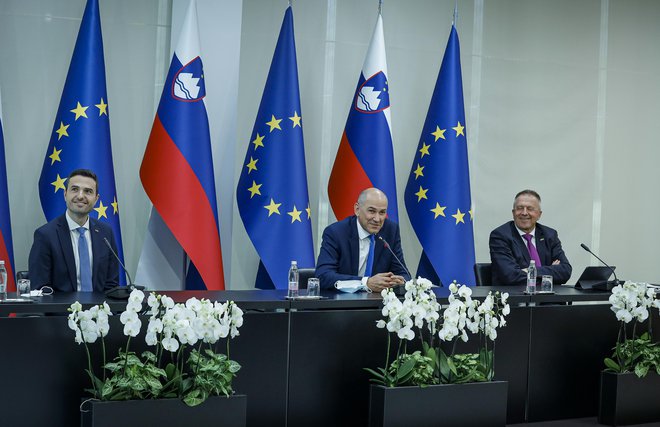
[489,189,572,286]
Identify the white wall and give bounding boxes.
[1,0,659,289]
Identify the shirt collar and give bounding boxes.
[356,218,371,240]
[66,212,90,232]
[515,225,535,238]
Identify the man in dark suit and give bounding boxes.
[316,188,410,291]
[29,169,119,292]
[489,189,571,285]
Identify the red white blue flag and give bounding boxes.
[328,13,398,222]
[0,92,15,291]
[139,0,225,290]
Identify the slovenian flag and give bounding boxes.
[139,0,225,290]
[328,12,398,222]
[0,91,15,291]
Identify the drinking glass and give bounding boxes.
[541,275,553,293]
[17,279,31,297]
[307,278,320,297]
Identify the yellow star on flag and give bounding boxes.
[245,157,258,174]
[306,204,311,219]
[266,115,282,132]
[288,205,302,223]
[430,203,446,219]
[452,208,465,224]
[247,181,262,198]
[431,126,446,141]
[55,122,69,140]
[48,147,62,165]
[413,164,424,179]
[111,196,119,214]
[469,208,474,220]
[289,111,302,128]
[94,200,108,219]
[252,133,265,150]
[51,174,67,193]
[415,186,428,202]
[95,98,108,116]
[419,142,431,158]
[264,198,282,217]
[453,121,465,137]
[70,102,89,120]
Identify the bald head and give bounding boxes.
[354,188,388,234]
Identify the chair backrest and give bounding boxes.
[473,263,492,286]
[298,268,316,290]
[16,270,29,281]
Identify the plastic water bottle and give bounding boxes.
[0,260,7,300]
[526,260,537,294]
[288,260,299,298]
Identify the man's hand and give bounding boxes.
[552,259,561,265]
[367,272,406,292]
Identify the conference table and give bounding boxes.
[0,285,655,426]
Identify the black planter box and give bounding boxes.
[80,395,247,427]
[368,381,508,427]
[599,371,660,426]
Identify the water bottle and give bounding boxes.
[288,260,299,298]
[0,260,7,300]
[526,260,537,294]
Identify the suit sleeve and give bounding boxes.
[28,228,53,289]
[104,230,120,291]
[489,228,527,285]
[315,226,360,289]
[388,225,411,281]
[536,232,572,285]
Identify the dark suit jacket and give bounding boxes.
[489,221,572,286]
[315,216,410,289]
[28,214,120,292]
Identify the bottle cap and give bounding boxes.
[291,260,297,265]
[0,260,4,265]
[530,260,535,265]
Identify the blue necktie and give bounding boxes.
[78,227,93,292]
[365,234,375,277]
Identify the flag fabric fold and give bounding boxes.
[139,0,224,290]
[237,6,314,289]
[328,13,398,222]
[37,0,125,284]
[404,25,476,286]
[0,93,15,291]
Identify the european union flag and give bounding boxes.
[237,6,314,289]
[38,0,125,284]
[404,25,475,286]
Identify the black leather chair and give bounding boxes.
[298,268,316,290]
[473,263,492,286]
[16,271,29,281]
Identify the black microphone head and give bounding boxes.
[376,234,389,249]
[580,243,590,251]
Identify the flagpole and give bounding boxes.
[378,0,383,14]
[453,0,458,26]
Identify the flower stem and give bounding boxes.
[122,336,132,377]
[101,337,107,382]
[84,342,98,398]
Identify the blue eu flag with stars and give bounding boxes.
[404,25,475,286]
[38,0,125,284]
[237,6,314,289]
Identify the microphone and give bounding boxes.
[377,235,412,295]
[103,237,145,299]
[580,243,619,288]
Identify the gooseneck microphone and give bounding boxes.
[580,243,620,286]
[377,235,413,294]
[103,237,145,299]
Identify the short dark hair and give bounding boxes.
[514,189,541,203]
[66,169,99,193]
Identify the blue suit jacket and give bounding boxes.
[315,216,410,289]
[28,214,120,292]
[489,221,572,285]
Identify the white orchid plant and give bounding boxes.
[604,281,660,377]
[366,278,510,387]
[68,289,244,406]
